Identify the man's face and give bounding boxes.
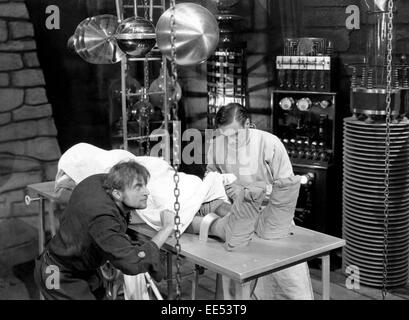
[119,178,150,210]
[219,119,248,143]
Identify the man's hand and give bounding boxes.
[160,209,176,229]
[152,210,176,249]
[224,183,243,201]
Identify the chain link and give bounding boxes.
[143,0,149,20]
[382,0,394,300]
[169,0,182,300]
[144,57,151,155]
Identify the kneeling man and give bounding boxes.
[34,160,175,300]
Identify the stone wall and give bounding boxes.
[0,0,60,265]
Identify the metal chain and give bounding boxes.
[144,57,151,155]
[382,0,394,300]
[169,0,182,300]
[143,0,149,20]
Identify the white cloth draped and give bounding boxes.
[57,143,229,234]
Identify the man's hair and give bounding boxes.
[215,103,250,127]
[103,160,150,192]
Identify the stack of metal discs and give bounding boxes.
[343,117,409,288]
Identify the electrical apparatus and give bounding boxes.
[343,0,409,289]
[272,37,342,236]
[207,0,247,128]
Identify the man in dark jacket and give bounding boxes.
[34,160,175,300]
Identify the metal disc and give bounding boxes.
[343,226,409,241]
[343,182,409,196]
[343,135,409,146]
[344,218,409,236]
[344,123,409,132]
[343,156,409,168]
[72,14,124,64]
[342,260,409,276]
[344,155,409,165]
[343,158,409,170]
[344,124,409,132]
[343,187,409,200]
[344,141,409,151]
[343,216,409,233]
[344,144,409,154]
[343,148,409,159]
[343,199,409,216]
[344,132,409,140]
[343,228,409,243]
[345,248,409,264]
[343,176,409,189]
[74,18,90,61]
[344,124,409,135]
[343,192,409,207]
[343,166,409,177]
[344,117,409,128]
[343,210,409,225]
[343,256,409,274]
[343,230,409,247]
[344,236,409,252]
[343,194,409,209]
[344,250,409,266]
[343,199,409,212]
[343,170,409,184]
[343,208,409,220]
[343,219,409,234]
[156,3,219,66]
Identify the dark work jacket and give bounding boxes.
[48,174,163,281]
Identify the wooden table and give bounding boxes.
[129,223,345,300]
[26,181,58,255]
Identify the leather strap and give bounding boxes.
[199,213,219,242]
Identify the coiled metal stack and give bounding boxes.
[343,117,409,288]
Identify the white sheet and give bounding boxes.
[57,143,230,234]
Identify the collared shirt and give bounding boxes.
[48,174,163,280]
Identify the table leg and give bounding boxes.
[38,198,45,255]
[322,254,330,300]
[166,252,173,300]
[215,274,223,300]
[221,276,251,300]
[49,200,56,237]
[235,282,251,300]
[191,268,199,300]
[222,276,232,300]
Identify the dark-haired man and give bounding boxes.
[34,160,175,300]
[204,103,314,300]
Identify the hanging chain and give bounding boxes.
[382,0,394,300]
[143,0,149,20]
[169,0,182,300]
[144,57,151,155]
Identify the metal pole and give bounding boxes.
[134,0,138,17]
[121,59,128,150]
